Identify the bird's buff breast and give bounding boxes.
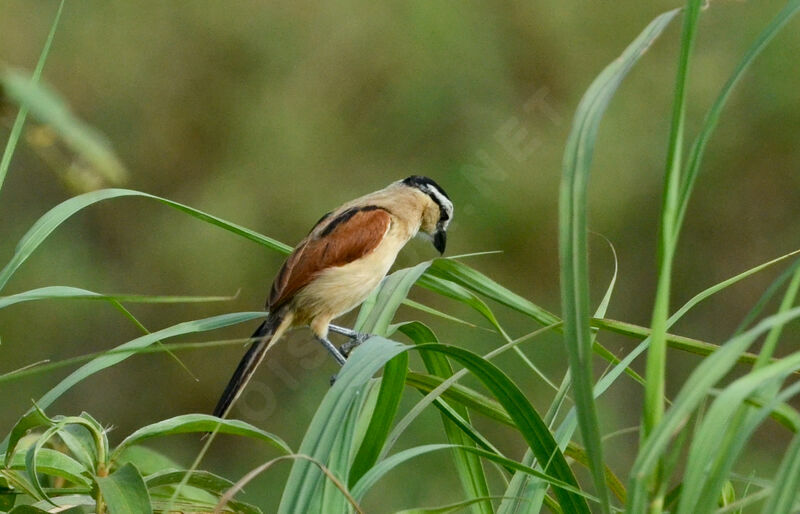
[290,233,407,323]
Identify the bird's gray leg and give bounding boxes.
[328,324,372,357]
[314,335,347,366]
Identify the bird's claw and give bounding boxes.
[339,332,371,357]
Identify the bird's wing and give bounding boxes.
[268,206,392,310]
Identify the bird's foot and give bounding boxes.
[338,331,371,358]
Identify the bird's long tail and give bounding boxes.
[213,314,287,419]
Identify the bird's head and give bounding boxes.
[401,175,453,254]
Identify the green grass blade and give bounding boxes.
[353,443,594,504]
[761,430,800,514]
[111,414,290,460]
[398,322,493,514]
[320,384,373,513]
[0,286,233,309]
[277,337,407,514]
[733,258,800,336]
[347,263,430,489]
[95,463,152,514]
[678,379,800,514]
[425,260,644,386]
[560,9,681,513]
[675,0,800,234]
[144,469,234,494]
[405,371,510,426]
[347,353,408,488]
[0,312,264,454]
[0,188,290,293]
[416,273,505,332]
[0,0,64,193]
[755,263,800,370]
[8,448,91,489]
[644,8,705,486]
[401,298,481,328]
[414,344,590,514]
[591,318,766,366]
[499,236,619,514]
[579,247,800,456]
[644,0,703,460]
[627,307,800,512]
[427,259,559,326]
[0,67,127,188]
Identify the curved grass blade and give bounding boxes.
[405,371,509,426]
[0,188,290,293]
[352,443,593,504]
[413,344,590,514]
[560,8,681,513]
[145,469,234,494]
[401,298,481,328]
[395,497,529,514]
[0,285,233,380]
[427,259,559,326]
[383,323,561,461]
[111,414,290,460]
[0,0,64,192]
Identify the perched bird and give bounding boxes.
[213,176,453,419]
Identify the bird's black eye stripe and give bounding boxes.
[319,205,390,237]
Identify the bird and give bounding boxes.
[213,175,453,419]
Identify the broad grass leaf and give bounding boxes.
[145,469,234,494]
[8,448,91,488]
[96,463,152,514]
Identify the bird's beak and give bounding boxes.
[433,229,447,255]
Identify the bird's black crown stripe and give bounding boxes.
[402,175,451,200]
[319,205,390,237]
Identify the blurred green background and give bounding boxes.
[2,1,799,510]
